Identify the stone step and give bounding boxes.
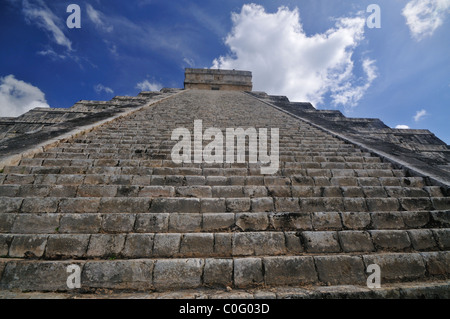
[1,208,448,234]
[1,176,444,199]
[1,194,449,213]
[2,280,450,298]
[1,228,449,259]
[1,252,449,292]
[1,188,449,210]
[35,148,372,156]
[1,187,447,208]
[5,165,407,179]
[1,174,430,190]
[22,155,390,169]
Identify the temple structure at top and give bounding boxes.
[184,68,253,91]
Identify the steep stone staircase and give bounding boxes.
[0,90,449,298]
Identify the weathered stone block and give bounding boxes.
[400,198,433,211]
[153,233,181,257]
[46,234,90,259]
[420,251,450,276]
[322,186,342,197]
[291,186,318,197]
[284,232,303,253]
[245,176,264,186]
[275,198,300,212]
[0,198,22,213]
[432,229,450,250]
[431,198,450,210]
[370,230,411,251]
[180,233,214,256]
[366,198,400,212]
[138,186,175,197]
[343,198,368,212]
[0,261,84,291]
[77,185,117,197]
[153,259,204,290]
[243,186,267,197]
[402,211,430,228]
[430,211,450,226]
[232,232,285,256]
[407,229,437,251]
[291,175,314,186]
[339,231,374,252]
[59,214,102,233]
[302,231,341,253]
[251,197,274,212]
[59,198,100,214]
[200,198,226,213]
[226,198,250,212]
[363,253,426,281]
[264,176,290,186]
[0,214,15,233]
[267,186,291,197]
[87,234,126,258]
[264,256,317,286]
[21,198,59,213]
[150,198,200,214]
[122,234,154,258]
[17,185,50,197]
[50,185,77,197]
[312,212,342,230]
[236,213,269,231]
[0,235,12,256]
[212,186,244,197]
[234,258,263,288]
[340,212,371,229]
[102,214,136,233]
[330,177,357,186]
[269,212,312,230]
[168,214,202,232]
[340,186,364,197]
[313,177,331,186]
[176,186,212,198]
[214,233,232,256]
[203,259,233,287]
[12,214,60,234]
[203,213,234,231]
[206,176,227,186]
[315,255,366,285]
[82,260,153,290]
[185,176,206,186]
[370,212,405,229]
[100,198,150,214]
[358,177,381,186]
[8,235,47,258]
[135,213,169,233]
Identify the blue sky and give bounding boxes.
[1,0,449,143]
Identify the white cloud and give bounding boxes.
[395,125,410,129]
[0,75,50,117]
[104,40,118,56]
[94,84,114,95]
[136,80,163,92]
[330,58,377,108]
[22,0,72,51]
[86,4,113,33]
[402,0,450,41]
[414,109,428,122]
[212,4,375,108]
[183,57,195,67]
[37,48,67,60]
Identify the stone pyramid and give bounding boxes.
[0,69,449,298]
